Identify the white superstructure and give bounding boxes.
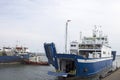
[70,27,112,58]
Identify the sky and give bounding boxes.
[0,0,120,54]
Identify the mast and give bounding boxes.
[80,32,82,43]
[93,25,97,53]
[65,20,71,53]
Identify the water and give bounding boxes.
[0,64,98,80]
[0,64,57,80]
[0,56,120,80]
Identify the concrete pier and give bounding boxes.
[58,69,120,80]
[102,69,120,80]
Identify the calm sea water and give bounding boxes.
[0,64,57,80]
[0,56,120,80]
[0,64,96,80]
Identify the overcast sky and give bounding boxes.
[0,0,120,54]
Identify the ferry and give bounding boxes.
[0,46,29,63]
[44,27,116,79]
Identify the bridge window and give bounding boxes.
[71,45,76,47]
[103,51,106,54]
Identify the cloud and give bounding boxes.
[0,0,120,53]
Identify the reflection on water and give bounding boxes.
[0,64,57,80]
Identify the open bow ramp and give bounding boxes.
[48,71,68,77]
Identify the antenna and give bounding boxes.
[80,31,82,43]
[99,26,102,37]
[93,25,97,37]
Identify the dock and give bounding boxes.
[57,69,120,80]
[102,68,120,80]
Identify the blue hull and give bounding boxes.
[77,58,112,77]
[44,43,115,78]
[0,56,22,63]
[57,54,113,77]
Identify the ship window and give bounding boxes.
[79,51,89,58]
[71,45,76,47]
[80,45,85,48]
[103,51,106,54]
[102,38,104,40]
[105,38,107,41]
